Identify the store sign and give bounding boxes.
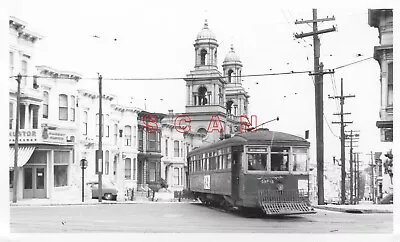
[42,127,67,144]
[9,129,39,143]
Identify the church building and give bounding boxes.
[184,20,250,144]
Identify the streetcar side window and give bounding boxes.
[271,147,289,171]
[248,153,267,170]
[292,148,308,172]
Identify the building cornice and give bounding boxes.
[78,88,116,101]
[9,16,43,43]
[37,65,82,81]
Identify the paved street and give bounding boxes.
[10,203,392,233]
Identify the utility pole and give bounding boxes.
[295,9,336,205]
[330,78,355,204]
[345,130,359,204]
[366,151,376,204]
[13,73,22,203]
[349,130,353,204]
[356,152,360,204]
[98,73,103,202]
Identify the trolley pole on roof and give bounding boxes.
[295,9,336,205]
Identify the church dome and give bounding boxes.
[223,44,241,64]
[196,19,216,40]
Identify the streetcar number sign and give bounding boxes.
[204,175,210,190]
[298,179,308,191]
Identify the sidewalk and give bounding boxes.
[10,197,198,207]
[313,201,393,214]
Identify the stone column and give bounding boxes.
[187,85,190,105]
[213,83,216,104]
[381,57,389,110]
[189,85,193,106]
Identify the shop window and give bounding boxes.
[271,147,289,171]
[24,168,32,189]
[248,153,267,170]
[43,91,49,118]
[292,148,308,172]
[54,166,68,187]
[125,158,131,180]
[54,151,69,187]
[59,94,68,120]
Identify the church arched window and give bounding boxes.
[200,49,207,65]
[226,100,233,114]
[197,128,207,136]
[228,70,234,83]
[198,86,208,106]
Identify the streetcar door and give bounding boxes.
[231,146,242,201]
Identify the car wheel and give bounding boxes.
[104,193,113,200]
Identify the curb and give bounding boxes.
[313,205,393,214]
[10,200,199,207]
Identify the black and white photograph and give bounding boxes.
[1,0,397,240]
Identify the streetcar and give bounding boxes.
[187,128,316,215]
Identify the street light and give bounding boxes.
[12,73,22,203]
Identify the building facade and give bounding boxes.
[184,20,250,144]
[368,9,393,202]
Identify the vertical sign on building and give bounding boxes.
[95,150,103,174]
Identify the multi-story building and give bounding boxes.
[368,9,393,202]
[9,16,83,201]
[160,110,203,191]
[184,20,250,144]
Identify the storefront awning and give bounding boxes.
[9,146,35,168]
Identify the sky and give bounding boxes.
[7,0,393,166]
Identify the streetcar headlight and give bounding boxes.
[277,183,284,191]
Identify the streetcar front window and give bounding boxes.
[271,147,289,171]
[248,153,267,170]
[292,148,308,172]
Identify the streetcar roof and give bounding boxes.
[188,129,309,155]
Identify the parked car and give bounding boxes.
[87,181,118,200]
